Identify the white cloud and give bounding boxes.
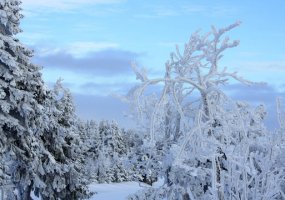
[134,4,238,19]
[182,5,207,13]
[238,61,285,72]
[228,60,285,88]
[21,0,125,11]
[67,42,119,57]
[35,41,119,57]
[210,5,239,17]
[152,7,179,17]
[158,41,183,48]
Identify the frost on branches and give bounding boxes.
[126,22,285,199]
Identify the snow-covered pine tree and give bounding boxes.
[0,1,89,199]
[0,0,47,198]
[38,81,89,200]
[78,120,100,182]
[75,119,134,184]
[96,121,129,183]
[121,129,148,182]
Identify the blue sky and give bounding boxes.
[19,0,285,128]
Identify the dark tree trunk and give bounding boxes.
[19,183,33,200]
[183,193,190,200]
[174,113,181,141]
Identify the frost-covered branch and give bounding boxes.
[126,22,257,143]
[126,22,285,200]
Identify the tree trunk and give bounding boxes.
[19,183,33,200]
[200,91,209,118]
[165,104,171,139]
[174,113,181,141]
[165,166,172,185]
[200,91,226,199]
[183,193,190,200]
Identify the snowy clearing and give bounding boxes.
[87,180,164,200]
[87,182,145,200]
[30,181,160,200]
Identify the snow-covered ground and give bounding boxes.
[30,180,162,200]
[29,182,142,200]
[88,180,164,200]
[30,182,143,200]
[87,182,144,200]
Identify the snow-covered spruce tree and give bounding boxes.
[96,121,129,183]
[121,129,157,183]
[0,1,89,199]
[77,120,110,183]
[38,81,89,200]
[123,129,163,185]
[0,0,47,199]
[75,119,135,184]
[127,23,285,199]
[78,120,100,182]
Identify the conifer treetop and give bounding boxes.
[0,0,22,35]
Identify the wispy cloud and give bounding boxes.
[210,5,239,17]
[222,60,285,88]
[158,41,183,48]
[21,0,125,11]
[152,7,179,17]
[36,42,119,58]
[184,4,239,17]
[134,4,239,19]
[238,61,285,72]
[182,4,207,13]
[133,5,184,19]
[237,51,263,57]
